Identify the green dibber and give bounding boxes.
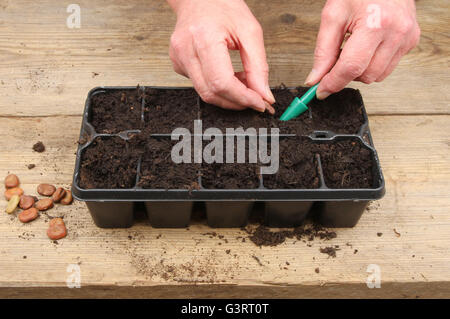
[280,83,319,121]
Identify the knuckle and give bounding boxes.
[209,77,228,95]
[248,22,263,37]
[188,24,204,37]
[199,91,215,104]
[375,75,385,83]
[169,33,184,52]
[342,59,366,78]
[320,7,335,24]
[314,45,333,61]
[359,74,376,84]
[380,13,394,28]
[396,18,414,36]
[321,0,343,23]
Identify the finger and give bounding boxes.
[375,49,403,82]
[202,93,248,111]
[239,25,275,104]
[305,3,348,86]
[187,57,248,111]
[317,29,382,99]
[235,71,274,114]
[356,39,401,84]
[193,38,266,112]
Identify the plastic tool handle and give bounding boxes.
[299,83,319,105]
[280,83,319,121]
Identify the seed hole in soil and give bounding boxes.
[144,88,198,134]
[79,136,142,189]
[89,87,143,134]
[317,139,377,189]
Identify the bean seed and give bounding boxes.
[4,187,24,200]
[35,198,54,211]
[19,195,35,210]
[52,187,66,203]
[4,174,19,188]
[6,195,20,214]
[37,184,56,196]
[60,190,73,205]
[19,207,39,223]
[47,218,67,240]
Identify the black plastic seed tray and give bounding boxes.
[72,86,385,228]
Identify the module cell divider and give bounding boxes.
[140,86,146,127]
[134,156,143,189]
[315,153,328,190]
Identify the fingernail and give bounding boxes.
[304,69,317,86]
[316,90,331,100]
[264,101,275,115]
[255,103,266,113]
[265,85,276,104]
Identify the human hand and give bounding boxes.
[305,0,420,99]
[167,0,275,113]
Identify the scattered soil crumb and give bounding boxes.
[247,222,336,247]
[225,249,231,254]
[320,246,340,258]
[33,141,45,153]
[354,249,358,254]
[252,255,264,267]
[315,267,320,273]
[377,232,383,237]
[27,164,35,169]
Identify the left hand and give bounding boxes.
[305,0,421,99]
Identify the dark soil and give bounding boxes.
[320,246,340,258]
[307,87,365,134]
[78,86,375,191]
[200,139,261,189]
[201,163,260,189]
[138,136,199,189]
[200,86,313,135]
[144,88,198,133]
[79,136,142,189]
[247,222,337,247]
[317,139,376,188]
[89,87,143,134]
[33,141,45,153]
[263,137,319,189]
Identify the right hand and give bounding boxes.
[167,0,275,114]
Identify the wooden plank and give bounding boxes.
[0,0,448,117]
[0,115,449,297]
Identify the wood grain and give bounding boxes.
[0,0,448,116]
[0,115,448,297]
[0,0,448,298]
